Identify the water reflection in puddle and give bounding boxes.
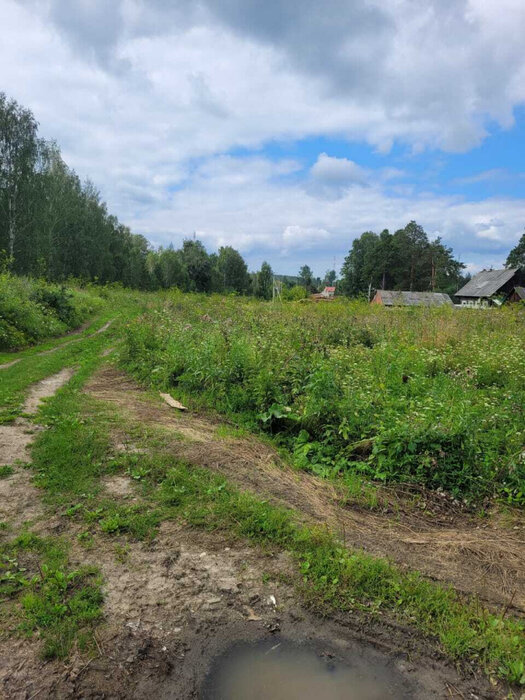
[202,639,412,700]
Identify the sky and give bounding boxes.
[1,0,524,277]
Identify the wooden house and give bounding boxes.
[321,286,336,298]
[371,290,453,307]
[454,268,524,307]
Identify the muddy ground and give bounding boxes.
[0,362,521,698]
[0,521,497,699]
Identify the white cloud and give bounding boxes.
[128,153,525,274]
[0,0,524,275]
[308,154,368,199]
[453,169,523,186]
[282,225,331,252]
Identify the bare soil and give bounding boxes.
[0,366,74,468]
[94,320,114,335]
[0,358,21,370]
[86,367,525,616]
[23,368,75,415]
[0,422,38,466]
[0,461,44,532]
[0,368,75,529]
[0,518,498,699]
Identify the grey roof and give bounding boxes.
[375,290,453,307]
[514,286,525,300]
[455,268,518,298]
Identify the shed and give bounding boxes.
[455,268,523,307]
[321,286,336,298]
[371,290,453,307]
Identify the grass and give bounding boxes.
[0,465,14,479]
[0,286,148,660]
[155,459,524,685]
[28,377,525,686]
[0,287,148,424]
[0,532,103,659]
[120,293,525,506]
[1,286,523,686]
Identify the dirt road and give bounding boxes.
[0,332,519,698]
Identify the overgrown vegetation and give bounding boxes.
[0,272,103,350]
[121,293,525,505]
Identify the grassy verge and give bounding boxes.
[0,308,106,366]
[0,285,149,366]
[0,290,150,659]
[30,377,525,687]
[0,288,147,423]
[0,323,113,423]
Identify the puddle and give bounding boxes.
[201,639,412,700]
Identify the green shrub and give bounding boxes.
[0,273,103,350]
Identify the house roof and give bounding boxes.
[375,290,453,307]
[324,286,336,292]
[514,286,525,300]
[455,268,518,298]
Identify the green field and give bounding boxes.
[121,293,525,505]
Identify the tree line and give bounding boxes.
[2,91,522,299]
[0,90,361,298]
[0,92,278,295]
[0,92,151,287]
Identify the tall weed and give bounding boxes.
[121,293,525,504]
